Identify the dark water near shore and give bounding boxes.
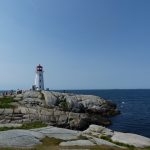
[57,89,150,138]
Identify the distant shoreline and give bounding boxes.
[1,89,150,91]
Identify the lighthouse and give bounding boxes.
[34,64,44,90]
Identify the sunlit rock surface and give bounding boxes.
[0,90,119,130]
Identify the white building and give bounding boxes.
[34,64,44,90]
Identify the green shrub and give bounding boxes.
[0,97,14,108]
[59,98,68,111]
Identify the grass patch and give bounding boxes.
[34,137,63,150]
[0,97,14,108]
[40,137,63,146]
[88,145,123,150]
[21,121,47,129]
[139,148,150,150]
[0,127,16,131]
[77,135,89,140]
[0,148,34,150]
[0,146,123,150]
[0,121,47,131]
[101,135,135,150]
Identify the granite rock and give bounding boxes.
[112,131,150,148]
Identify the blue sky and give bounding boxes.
[0,0,150,90]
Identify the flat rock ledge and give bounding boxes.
[112,131,150,148]
[0,125,149,149]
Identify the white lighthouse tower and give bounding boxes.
[35,64,44,90]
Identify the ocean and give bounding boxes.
[1,89,150,138]
[58,89,150,138]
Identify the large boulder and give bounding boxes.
[83,124,114,137]
[83,124,150,148]
[64,95,79,111]
[42,91,59,107]
[21,98,44,107]
[31,126,81,140]
[23,91,42,99]
[111,131,150,148]
[78,95,105,107]
[0,129,44,148]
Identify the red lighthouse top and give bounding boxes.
[36,64,43,72]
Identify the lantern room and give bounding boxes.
[36,64,43,72]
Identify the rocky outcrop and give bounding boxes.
[0,90,119,130]
[0,107,110,130]
[83,124,114,137]
[0,129,44,148]
[42,91,119,115]
[1,91,149,149]
[0,126,120,148]
[112,131,150,148]
[0,125,149,148]
[83,125,150,148]
[31,126,81,140]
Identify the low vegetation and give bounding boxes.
[91,147,150,150]
[21,121,47,129]
[35,136,63,150]
[59,98,69,111]
[0,121,47,131]
[0,97,15,108]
